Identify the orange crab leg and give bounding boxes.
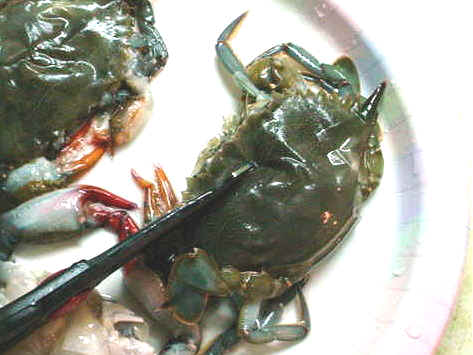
[131,169,159,223]
[126,166,179,278]
[154,165,178,209]
[56,116,111,178]
[131,165,179,223]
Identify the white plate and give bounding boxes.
[16,1,471,354]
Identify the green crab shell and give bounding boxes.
[0,0,161,165]
[181,91,382,280]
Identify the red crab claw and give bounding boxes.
[0,163,256,353]
[0,185,139,261]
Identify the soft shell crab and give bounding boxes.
[116,13,386,354]
[0,0,167,258]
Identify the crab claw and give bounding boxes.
[0,185,138,261]
[4,115,111,204]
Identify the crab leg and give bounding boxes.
[261,44,338,82]
[131,165,178,223]
[216,12,271,101]
[203,280,308,354]
[259,42,359,96]
[0,185,137,260]
[238,283,310,344]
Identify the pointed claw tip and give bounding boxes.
[153,165,165,176]
[218,11,250,42]
[131,169,144,183]
[234,11,249,26]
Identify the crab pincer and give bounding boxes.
[0,185,139,261]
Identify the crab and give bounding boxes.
[0,0,167,258]
[116,13,386,354]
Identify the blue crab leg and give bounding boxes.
[203,280,308,354]
[158,248,234,355]
[203,324,240,355]
[259,43,324,78]
[0,163,255,353]
[216,12,271,101]
[259,43,357,95]
[238,282,310,344]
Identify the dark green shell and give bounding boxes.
[0,0,159,164]
[179,90,381,276]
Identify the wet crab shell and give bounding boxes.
[0,0,166,209]
[148,60,383,284]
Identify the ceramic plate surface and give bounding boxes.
[15,1,471,354]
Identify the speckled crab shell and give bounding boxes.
[145,53,384,288]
